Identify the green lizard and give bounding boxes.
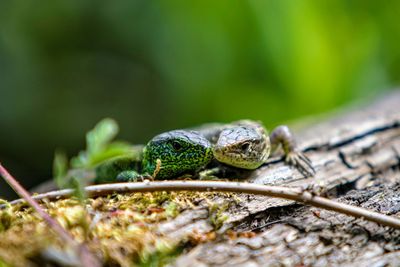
[95,120,314,183]
[95,130,214,182]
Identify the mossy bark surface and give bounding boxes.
[1,91,400,266]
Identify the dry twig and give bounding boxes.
[6,180,400,229]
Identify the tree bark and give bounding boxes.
[5,91,400,266]
[168,91,400,266]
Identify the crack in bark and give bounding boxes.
[305,122,400,152]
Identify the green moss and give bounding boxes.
[209,202,230,230]
[138,241,183,267]
[0,191,238,266]
[0,201,12,232]
[0,258,12,267]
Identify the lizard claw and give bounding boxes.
[285,151,316,177]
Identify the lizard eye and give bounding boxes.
[171,141,183,151]
[240,143,250,151]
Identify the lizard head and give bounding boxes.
[213,126,270,169]
[142,130,213,179]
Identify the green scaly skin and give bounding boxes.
[94,156,142,184]
[95,130,214,182]
[141,130,213,179]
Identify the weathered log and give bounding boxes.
[3,91,400,266]
[168,91,400,266]
[226,91,400,224]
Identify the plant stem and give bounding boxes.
[7,180,400,229]
[0,163,101,267]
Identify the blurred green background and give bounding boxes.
[0,1,399,198]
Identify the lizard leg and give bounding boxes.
[116,170,152,182]
[198,167,223,180]
[270,125,315,177]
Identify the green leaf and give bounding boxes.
[70,118,137,169]
[86,118,119,155]
[53,150,68,188]
[54,118,139,185]
[86,142,141,166]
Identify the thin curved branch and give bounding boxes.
[7,180,400,229]
[0,164,101,267]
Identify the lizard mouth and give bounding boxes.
[213,145,267,169]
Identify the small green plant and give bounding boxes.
[71,118,135,169]
[52,118,141,188]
